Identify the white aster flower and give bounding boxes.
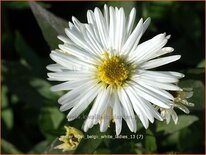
[160,88,194,124]
[47,5,184,135]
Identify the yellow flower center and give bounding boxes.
[98,53,131,87]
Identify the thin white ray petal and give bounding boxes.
[100,107,112,132]
[136,78,182,91]
[59,44,98,63]
[58,80,96,104]
[130,33,168,63]
[135,70,180,83]
[104,4,109,32]
[57,35,72,44]
[171,110,178,124]
[94,7,108,48]
[129,17,151,54]
[137,81,174,100]
[50,50,94,70]
[109,6,115,49]
[51,79,90,91]
[117,88,137,132]
[65,28,98,56]
[67,84,100,121]
[46,64,66,72]
[130,82,172,109]
[125,87,149,128]
[127,8,136,36]
[92,86,112,125]
[122,18,143,54]
[140,55,181,69]
[150,47,174,60]
[113,92,122,135]
[47,71,92,81]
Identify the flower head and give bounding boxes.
[160,88,194,124]
[55,126,83,152]
[47,5,184,135]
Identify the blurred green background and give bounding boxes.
[1,1,205,154]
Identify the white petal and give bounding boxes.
[104,4,109,32]
[122,18,143,54]
[113,92,122,135]
[57,35,72,44]
[175,104,190,114]
[59,44,98,63]
[87,10,101,43]
[109,6,115,49]
[137,80,174,100]
[140,55,181,69]
[58,80,96,104]
[47,71,92,81]
[125,87,149,128]
[92,86,112,125]
[100,107,112,132]
[67,84,100,121]
[94,7,108,48]
[65,28,98,56]
[150,47,174,60]
[131,82,172,108]
[136,78,182,91]
[127,8,136,36]
[130,33,168,63]
[135,70,180,83]
[117,8,126,52]
[171,110,178,124]
[46,64,66,72]
[51,79,90,91]
[117,88,137,132]
[50,50,94,70]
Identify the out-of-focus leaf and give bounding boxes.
[28,141,49,153]
[2,61,43,109]
[74,126,104,154]
[29,2,67,49]
[6,2,50,10]
[1,139,23,154]
[94,148,111,154]
[144,129,157,153]
[197,60,205,68]
[161,132,179,147]
[156,115,198,134]
[179,80,204,110]
[187,68,205,75]
[2,85,14,130]
[29,78,60,101]
[15,31,41,74]
[39,106,64,140]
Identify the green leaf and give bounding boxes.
[1,139,22,154]
[2,61,43,109]
[197,59,205,68]
[2,85,13,130]
[74,125,104,154]
[29,78,61,101]
[156,115,198,134]
[15,31,41,74]
[28,141,49,153]
[144,129,157,153]
[94,148,111,154]
[29,2,67,49]
[179,80,204,111]
[38,106,64,140]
